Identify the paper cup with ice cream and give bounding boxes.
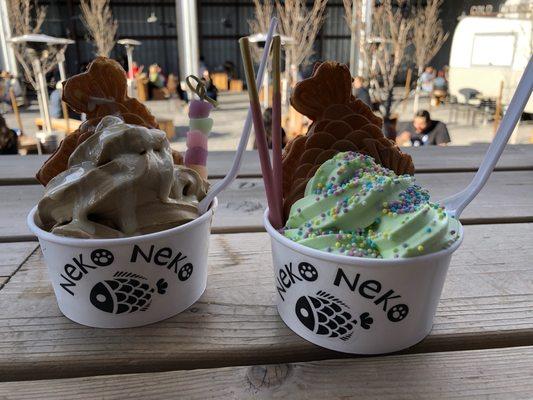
[265,150,462,354]
[265,211,462,354]
[28,198,216,328]
[27,57,217,328]
[252,59,531,354]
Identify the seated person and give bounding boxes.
[419,66,435,93]
[49,82,63,119]
[49,82,81,120]
[0,115,18,155]
[148,64,169,99]
[127,61,143,79]
[396,110,450,147]
[432,71,448,106]
[353,76,372,108]
[202,70,218,102]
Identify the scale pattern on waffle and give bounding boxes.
[36,57,183,186]
[282,61,415,217]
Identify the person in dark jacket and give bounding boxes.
[397,110,451,147]
[0,115,18,155]
[201,70,218,102]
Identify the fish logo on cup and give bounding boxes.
[90,271,168,314]
[295,290,373,341]
[58,245,195,314]
[276,260,411,343]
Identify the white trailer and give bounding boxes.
[449,16,532,113]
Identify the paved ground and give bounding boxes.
[3,90,532,153]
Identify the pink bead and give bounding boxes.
[185,147,208,165]
[186,130,208,149]
[188,100,213,119]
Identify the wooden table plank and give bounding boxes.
[0,223,531,381]
[2,145,533,185]
[1,346,532,399]
[0,242,37,278]
[2,170,532,240]
[0,151,264,185]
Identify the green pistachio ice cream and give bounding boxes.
[283,152,461,258]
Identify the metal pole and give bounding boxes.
[57,50,67,81]
[349,1,358,78]
[0,0,17,74]
[31,55,52,135]
[361,0,373,77]
[363,0,372,41]
[175,0,199,97]
[125,45,134,97]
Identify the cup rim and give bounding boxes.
[27,197,218,247]
[263,208,463,267]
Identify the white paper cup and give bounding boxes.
[264,209,463,354]
[27,198,217,328]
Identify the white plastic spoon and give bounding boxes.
[198,18,278,215]
[442,56,533,217]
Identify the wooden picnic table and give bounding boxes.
[0,145,532,398]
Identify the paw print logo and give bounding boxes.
[387,304,409,322]
[359,312,373,329]
[91,249,114,267]
[178,263,193,281]
[298,262,318,282]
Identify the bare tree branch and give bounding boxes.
[249,0,328,79]
[277,0,328,68]
[7,0,60,89]
[343,0,377,77]
[412,0,448,74]
[80,0,118,57]
[247,0,274,62]
[371,0,414,118]
[249,0,273,37]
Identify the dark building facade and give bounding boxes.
[39,0,507,80]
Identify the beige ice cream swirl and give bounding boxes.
[36,116,208,239]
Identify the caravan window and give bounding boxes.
[471,34,516,67]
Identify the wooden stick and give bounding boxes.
[271,36,283,224]
[239,37,282,229]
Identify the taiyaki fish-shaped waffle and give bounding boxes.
[282,61,414,216]
[36,57,183,186]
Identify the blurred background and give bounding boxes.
[0,0,531,155]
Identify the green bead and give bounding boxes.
[190,117,213,135]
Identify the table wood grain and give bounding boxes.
[0,145,532,394]
[1,346,532,399]
[0,223,531,381]
[2,145,533,185]
[2,170,532,240]
[0,242,37,278]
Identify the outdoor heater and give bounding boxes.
[248,33,294,108]
[8,34,74,150]
[118,38,142,97]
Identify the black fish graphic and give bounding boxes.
[295,291,373,341]
[90,271,168,314]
